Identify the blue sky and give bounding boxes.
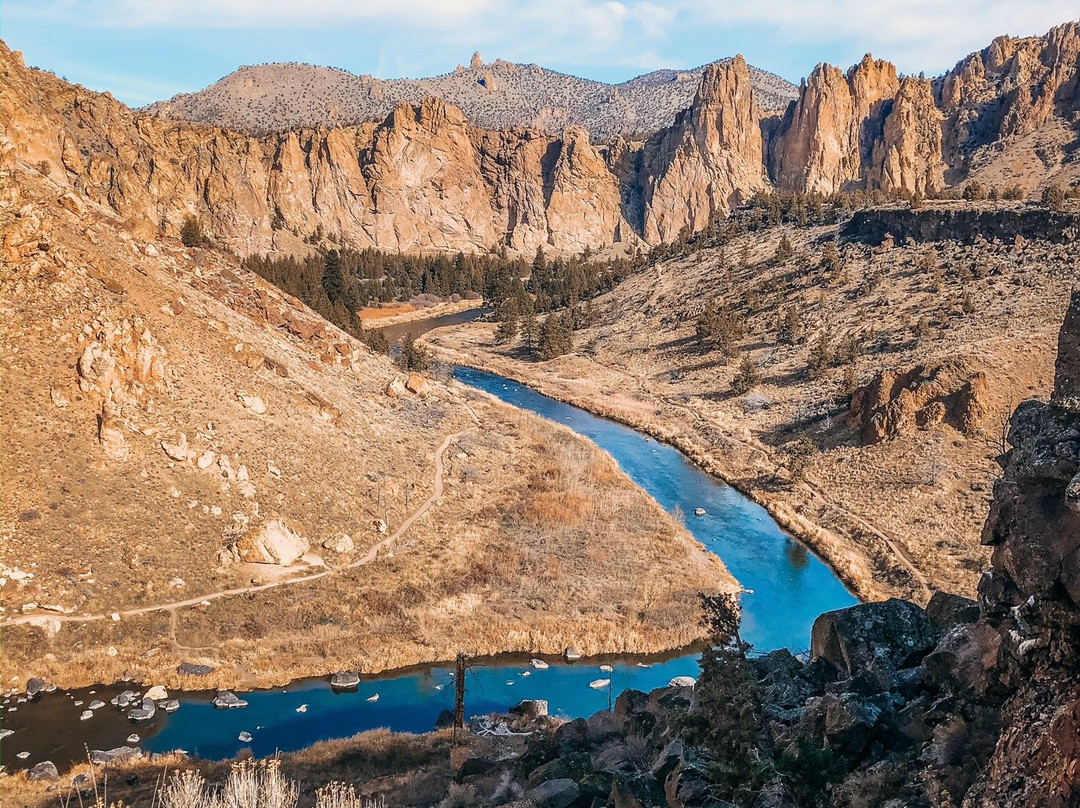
[3,1,1077,106]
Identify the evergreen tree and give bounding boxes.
[322,249,346,305]
[731,355,761,395]
[681,593,765,804]
[538,312,573,360]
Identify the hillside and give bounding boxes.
[426,201,1078,604]
[0,136,735,692]
[144,54,799,138]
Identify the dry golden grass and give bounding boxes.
[0,731,454,808]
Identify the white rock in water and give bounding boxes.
[599,665,613,673]
[16,751,30,759]
[589,678,611,690]
[668,676,697,688]
[88,700,106,710]
[531,659,550,669]
[144,685,168,701]
[80,710,94,720]
[694,508,706,517]
[238,731,253,743]
[366,693,379,702]
[126,734,140,744]
[0,728,13,739]
[295,704,308,713]
[564,648,582,662]
[160,699,180,713]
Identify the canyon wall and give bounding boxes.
[2,22,1077,257]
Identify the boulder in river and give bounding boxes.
[26,677,46,697]
[80,709,94,720]
[212,691,248,709]
[144,685,168,701]
[330,671,360,689]
[116,690,138,708]
[160,699,180,713]
[564,647,582,662]
[28,761,59,781]
[668,676,697,688]
[510,699,549,720]
[88,700,105,710]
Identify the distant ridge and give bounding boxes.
[144,54,799,138]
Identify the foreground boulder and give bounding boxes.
[233,518,308,565]
[811,598,939,681]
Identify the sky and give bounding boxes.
[2,1,1077,107]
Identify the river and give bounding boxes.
[3,366,855,771]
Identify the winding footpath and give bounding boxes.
[2,431,463,629]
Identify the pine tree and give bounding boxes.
[731,355,760,394]
[322,250,346,305]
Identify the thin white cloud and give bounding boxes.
[7,0,1077,90]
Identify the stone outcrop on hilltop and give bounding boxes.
[867,77,945,195]
[939,23,1080,174]
[641,57,768,243]
[772,21,1080,196]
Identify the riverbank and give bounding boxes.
[428,323,917,605]
[0,167,732,698]
[423,224,1073,604]
[358,298,482,329]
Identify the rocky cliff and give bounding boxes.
[640,57,768,243]
[772,21,1080,196]
[2,23,1078,258]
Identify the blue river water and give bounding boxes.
[4,368,855,770]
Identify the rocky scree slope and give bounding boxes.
[143,53,799,139]
[4,24,1079,260]
[0,136,731,691]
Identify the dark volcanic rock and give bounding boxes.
[1052,288,1080,412]
[925,590,980,631]
[811,598,939,681]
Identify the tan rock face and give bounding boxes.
[234,518,308,565]
[641,57,767,243]
[939,22,1080,172]
[867,78,944,196]
[847,362,989,444]
[771,55,899,194]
